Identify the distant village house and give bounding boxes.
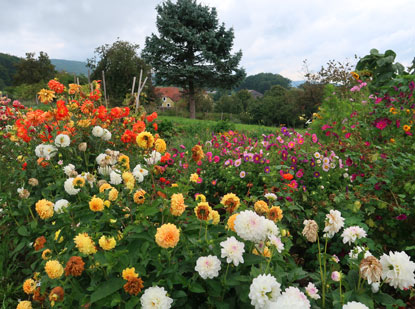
[155,87,182,108]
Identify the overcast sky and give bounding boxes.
[1,0,414,80]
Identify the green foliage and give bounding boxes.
[0,52,21,89]
[212,120,236,133]
[88,40,151,105]
[238,72,291,93]
[356,49,405,90]
[13,52,55,86]
[142,0,245,118]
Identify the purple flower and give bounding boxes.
[281,150,288,161]
[253,154,261,163]
[239,171,246,178]
[264,166,270,173]
[290,156,297,164]
[313,171,320,178]
[396,214,407,221]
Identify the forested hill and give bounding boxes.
[50,59,88,75]
[0,52,21,88]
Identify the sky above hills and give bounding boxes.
[1,0,414,80]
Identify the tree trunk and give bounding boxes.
[189,81,196,119]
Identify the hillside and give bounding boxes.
[51,59,88,76]
[0,52,21,88]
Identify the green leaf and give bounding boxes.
[189,282,205,293]
[17,226,29,236]
[89,277,125,304]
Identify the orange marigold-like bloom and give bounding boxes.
[194,202,212,221]
[49,286,64,305]
[123,277,144,296]
[68,83,81,95]
[170,193,187,216]
[33,287,46,303]
[268,206,283,222]
[136,131,154,149]
[35,199,54,219]
[89,196,104,212]
[73,176,85,188]
[122,267,138,281]
[221,193,240,214]
[65,256,85,277]
[99,183,112,192]
[108,188,119,201]
[227,213,239,232]
[23,278,36,294]
[99,235,116,250]
[350,71,360,81]
[254,200,269,215]
[132,121,146,133]
[253,246,271,258]
[191,145,205,162]
[80,99,95,114]
[45,260,64,279]
[48,80,64,94]
[133,189,146,204]
[155,223,180,249]
[34,236,46,251]
[282,173,294,181]
[403,125,411,132]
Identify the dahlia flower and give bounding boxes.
[323,209,344,238]
[195,255,221,279]
[270,286,310,308]
[54,134,70,147]
[342,301,369,309]
[234,210,266,243]
[341,226,367,245]
[220,236,245,266]
[380,251,415,290]
[140,286,173,309]
[64,178,80,195]
[249,274,281,308]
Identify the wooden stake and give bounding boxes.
[77,77,80,86]
[102,71,108,108]
[88,69,93,92]
[131,76,136,95]
[135,70,147,113]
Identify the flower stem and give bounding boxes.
[317,236,326,309]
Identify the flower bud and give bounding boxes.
[78,142,87,152]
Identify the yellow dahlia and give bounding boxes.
[195,194,206,202]
[154,138,167,153]
[17,301,32,309]
[254,200,269,215]
[155,223,180,249]
[37,89,55,104]
[209,210,220,225]
[35,199,54,219]
[45,260,64,279]
[72,176,85,188]
[74,233,97,255]
[221,193,240,213]
[170,193,187,216]
[99,235,116,250]
[190,173,200,183]
[136,131,154,149]
[122,267,138,281]
[227,213,239,232]
[23,278,36,294]
[268,206,283,222]
[133,189,146,204]
[89,196,104,212]
[108,188,119,201]
[99,183,112,192]
[42,249,52,260]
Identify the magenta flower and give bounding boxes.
[396,214,407,221]
[213,156,220,163]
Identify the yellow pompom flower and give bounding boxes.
[155,223,180,249]
[99,236,116,251]
[403,125,411,132]
[99,183,112,192]
[122,267,138,281]
[17,300,32,309]
[190,173,199,183]
[195,194,206,202]
[221,193,240,213]
[254,200,269,215]
[122,171,135,190]
[227,213,239,232]
[35,199,54,219]
[23,278,36,294]
[37,89,55,103]
[118,154,130,166]
[209,210,220,225]
[194,202,212,221]
[154,138,167,153]
[170,193,187,216]
[268,206,283,222]
[89,196,104,212]
[108,188,118,201]
[74,233,97,255]
[104,200,111,207]
[133,189,146,204]
[72,176,85,188]
[45,260,64,279]
[136,131,154,149]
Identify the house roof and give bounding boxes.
[154,87,182,102]
[247,89,263,98]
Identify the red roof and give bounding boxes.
[154,87,182,102]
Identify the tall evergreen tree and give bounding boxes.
[142,0,245,119]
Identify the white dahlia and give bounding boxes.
[234,210,266,243]
[323,209,344,238]
[63,164,76,177]
[54,199,69,213]
[342,301,369,309]
[140,286,173,309]
[145,151,161,165]
[249,274,281,309]
[341,226,367,245]
[270,286,310,309]
[109,170,122,185]
[102,129,112,141]
[64,178,80,195]
[92,126,104,137]
[220,236,245,266]
[195,255,221,279]
[380,251,415,290]
[54,134,70,147]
